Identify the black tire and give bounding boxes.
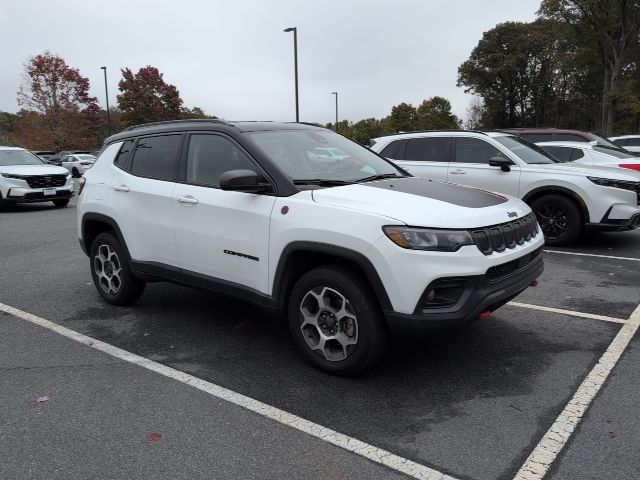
[89,232,146,305]
[287,265,388,375]
[531,194,582,246]
[72,168,80,178]
[53,199,70,208]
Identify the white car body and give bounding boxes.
[61,154,96,176]
[609,135,640,154]
[370,131,640,239]
[0,146,74,205]
[537,141,640,173]
[78,123,543,324]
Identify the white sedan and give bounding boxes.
[61,154,96,177]
[537,141,640,173]
[609,135,640,155]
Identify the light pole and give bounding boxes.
[100,66,111,136]
[283,27,299,122]
[331,91,338,133]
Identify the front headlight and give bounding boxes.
[383,226,474,251]
[1,173,24,179]
[587,176,640,192]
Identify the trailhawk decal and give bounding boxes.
[362,177,508,208]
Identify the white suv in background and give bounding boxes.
[609,135,640,155]
[537,141,640,172]
[78,120,544,375]
[370,131,640,245]
[0,146,74,208]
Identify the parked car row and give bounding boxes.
[370,130,640,246]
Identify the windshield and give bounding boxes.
[590,134,625,150]
[493,136,558,164]
[593,145,637,159]
[0,149,45,166]
[247,129,405,182]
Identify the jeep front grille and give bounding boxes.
[469,212,539,255]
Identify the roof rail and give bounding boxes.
[381,129,488,137]
[123,118,230,132]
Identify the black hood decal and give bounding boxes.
[362,177,508,208]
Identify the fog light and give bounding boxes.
[426,289,435,301]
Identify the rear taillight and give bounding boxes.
[78,177,86,195]
[619,164,640,171]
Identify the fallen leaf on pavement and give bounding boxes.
[146,432,161,442]
[37,396,49,403]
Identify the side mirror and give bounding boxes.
[488,157,513,172]
[219,169,272,193]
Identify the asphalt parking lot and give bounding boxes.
[1,198,639,480]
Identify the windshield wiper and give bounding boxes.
[355,173,405,183]
[293,179,354,186]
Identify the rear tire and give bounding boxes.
[90,232,146,305]
[53,199,70,208]
[287,265,388,375]
[531,194,582,246]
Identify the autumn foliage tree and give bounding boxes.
[15,51,103,150]
[117,66,184,127]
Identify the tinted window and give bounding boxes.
[627,138,640,147]
[405,138,451,162]
[611,138,628,146]
[186,134,257,187]
[454,137,504,164]
[114,139,135,169]
[379,140,407,159]
[521,133,553,143]
[541,146,585,162]
[555,133,587,142]
[131,135,182,180]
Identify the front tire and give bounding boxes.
[90,232,146,305]
[53,199,69,208]
[287,265,388,375]
[72,167,80,178]
[531,194,582,246]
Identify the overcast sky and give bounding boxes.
[1,0,540,124]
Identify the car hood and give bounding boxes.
[311,177,532,228]
[0,164,69,176]
[535,163,640,180]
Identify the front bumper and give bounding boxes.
[383,251,544,334]
[2,185,74,203]
[587,204,640,231]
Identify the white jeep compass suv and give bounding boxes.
[78,120,544,374]
[371,131,640,245]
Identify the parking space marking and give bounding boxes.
[544,249,640,262]
[0,302,456,480]
[514,302,640,480]
[508,302,627,324]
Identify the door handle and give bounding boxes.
[113,184,130,192]
[176,195,199,205]
[449,169,466,175]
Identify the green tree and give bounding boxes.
[415,96,461,129]
[117,66,183,127]
[539,0,640,135]
[387,102,417,132]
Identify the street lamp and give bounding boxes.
[331,92,338,133]
[283,27,299,122]
[100,66,111,136]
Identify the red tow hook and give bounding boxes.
[478,310,491,319]
[530,280,539,287]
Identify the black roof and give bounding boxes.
[108,119,325,143]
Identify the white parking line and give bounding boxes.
[514,302,640,480]
[508,302,627,324]
[544,249,640,262]
[0,302,456,480]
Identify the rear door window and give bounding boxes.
[130,134,182,181]
[541,146,574,162]
[379,140,407,160]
